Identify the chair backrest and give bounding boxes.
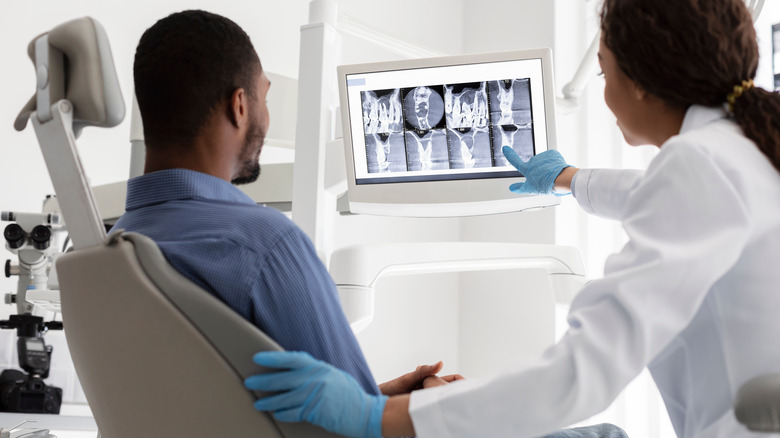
[56,231,340,438]
[734,374,780,433]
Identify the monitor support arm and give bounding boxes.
[329,242,587,333]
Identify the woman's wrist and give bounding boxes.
[382,394,415,437]
[554,166,580,192]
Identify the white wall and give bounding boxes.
[339,0,464,56]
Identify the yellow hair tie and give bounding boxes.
[726,79,754,111]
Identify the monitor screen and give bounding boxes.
[338,49,559,217]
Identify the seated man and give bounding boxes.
[112,9,398,394]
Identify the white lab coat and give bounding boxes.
[409,105,780,438]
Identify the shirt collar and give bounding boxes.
[125,168,256,210]
[679,104,727,135]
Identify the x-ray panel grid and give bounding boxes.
[359,78,535,174]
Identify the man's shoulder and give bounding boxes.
[216,202,305,245]
[117,198,307,253]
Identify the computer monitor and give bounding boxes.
[337,48,560,217]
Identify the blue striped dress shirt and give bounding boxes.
[113,169,379,394]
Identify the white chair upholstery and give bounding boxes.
[56,231,340,438]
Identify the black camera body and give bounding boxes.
[0,369,62,414]
[0,323,64,415]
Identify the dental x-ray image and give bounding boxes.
[365,132,408,173]
[445,82,492,169]
[488,78,535,166]
[406,130,449,171]
[359,78,535,174]
[362,89,408,173]
[402,86,447,131]
[401,85,447,171]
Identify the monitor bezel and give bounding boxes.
[337,48,559,217]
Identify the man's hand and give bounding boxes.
[379,362,445,396]
[380,362,466,395]
[422,373,465,389]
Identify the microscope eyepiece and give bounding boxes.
[3,224,26,249]
[30,225,51,251]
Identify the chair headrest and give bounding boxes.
[14,17,125,137]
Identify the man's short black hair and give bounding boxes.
[134,10,261,147]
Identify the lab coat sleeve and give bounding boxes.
[572,168,645,221]
[408,141,751,438]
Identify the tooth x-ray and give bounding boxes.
[360,79,535,174]
[403,86,446,131]
[361,89,407,173]
[445,82,492,169]
[489,78,534,166]
[402,86,449,171]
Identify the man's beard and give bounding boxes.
[231,119,264,185]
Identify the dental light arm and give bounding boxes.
[747,0,766,21]
[329,242,587,333]
[557,33,600,114]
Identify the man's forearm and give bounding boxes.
[382,394,415,437]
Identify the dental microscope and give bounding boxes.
[0,211,63,415]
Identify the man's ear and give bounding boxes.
[633,81,647,101]
[227,88,248,129]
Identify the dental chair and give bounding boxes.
[57,231,338,437]
[15,17,338,438]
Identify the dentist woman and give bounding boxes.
[245,0,780,436]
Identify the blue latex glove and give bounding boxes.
[245,351,388,438]
[502,146,572,196]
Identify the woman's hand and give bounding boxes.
[502,146,578,195]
